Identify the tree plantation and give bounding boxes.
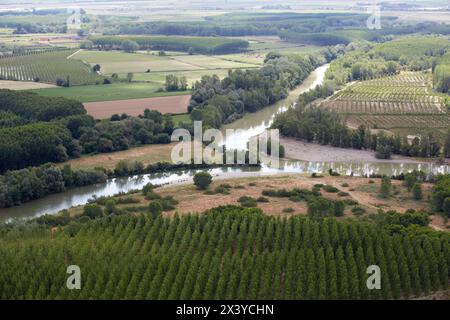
[0,206,448,300]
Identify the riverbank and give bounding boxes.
[55,173,450,232]
[280,137,439,164]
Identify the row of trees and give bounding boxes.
[188,48,343,128]
[0,206,448,299]
[89,36,249,54]
[272,104,443,159]
[432,174,450,217]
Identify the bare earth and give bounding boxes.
[0,80,58,90]
[83,95,191,119]
[280,137,427,164]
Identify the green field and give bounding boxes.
[30,82,189,103]
[132,69,232,85]
[71,50,259,74]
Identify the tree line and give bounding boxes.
[0,164,107,208]
[89,36,249,54]
[0,205,448,299]
[272,104,443,159]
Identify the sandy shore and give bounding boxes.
[280,137,436,164]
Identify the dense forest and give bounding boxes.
[0,205,448,299]
[188,47,343,128]
[0,91,173,172]
[110,12,450,47]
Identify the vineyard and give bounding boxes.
[326,73,445,115]
[0,206,448,300]
[0,49,101,86]
[323,72,449,139]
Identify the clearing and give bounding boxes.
[84,95,191,118]
[0,80,57,90]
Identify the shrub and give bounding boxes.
[334,200,345,217]
[338,191,350,197]
[193,172,212,190]
[238,196,257,208]
[380,176,391,198]
[412,183,423,200]
[283,207,294,213]
[341,183,349,187]
[104,199,117,214]
[148,200,163,217]
[352,207,366,216]
[323,185,339,193]
[257,196,269,203]
[83,204,103,219]
[343,199,359,206]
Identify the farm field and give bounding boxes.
[71,50,259,74]
[0,80,58,90]
[83,94,191,118]
[30,82,188,102]
[131,69,231,85]
[0,49,101,85]
[62,143,175,170]
[322,72,449,139]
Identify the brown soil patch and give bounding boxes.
[84,95,190,119]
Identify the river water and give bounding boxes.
[1,64,448,221]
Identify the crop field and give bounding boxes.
[0,49,101,85]
[323,72,449,139]
[132,69,232,85]
[84,94,191,118]
[71,50,259,74]
[326,73,445,115]
[30,82,188,103]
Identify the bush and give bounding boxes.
[238,196,257,208]
[334,200,345,217]
[148,200,163,217]
[194,172,212,190]
[323,185,339,193]
[338,191,350,197]
[412,183,423,200]
[257,196,269,203]
[104,199,116,215]
[380,176,391,198]
[351,207,366,216]
[341,183,349,187]
[282,207,294,213]
[83,204,103,219]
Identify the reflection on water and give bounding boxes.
[220,64,330,149]
[1,160,448,221]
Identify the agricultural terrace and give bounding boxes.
[323,72,449,139]
[0,49,101,86]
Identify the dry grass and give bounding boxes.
[63,143,175,170]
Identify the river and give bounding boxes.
[1,64,448,221]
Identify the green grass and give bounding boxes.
[132,69,233,85]
[72,50,259,74]
[171,113,192,125]
[30,82,190,103]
